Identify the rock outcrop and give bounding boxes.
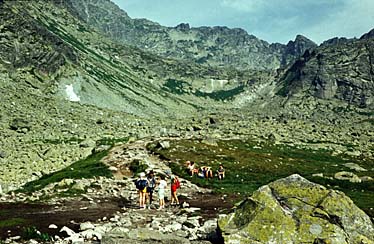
[69,0,315,70]
[218,174,374,243]
[277,36,374,108]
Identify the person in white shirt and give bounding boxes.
[157,175,167,210]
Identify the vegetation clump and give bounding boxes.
[18,150,112,193]
[149,139,374,218]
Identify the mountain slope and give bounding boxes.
[1,0,267,118]
[69,0,317,70]
[277,32,374,109]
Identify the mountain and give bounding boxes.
[0,0,265,117]
[69,0,317,70]
[277,31,374,109]
[1,0,374,192]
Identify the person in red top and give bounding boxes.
[170,175,180,206]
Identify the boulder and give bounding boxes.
[334,171,362,183]
[101,228,191,244]
[80,221,95,231]
[344,163,367,172]
[218,174,374,244]
[80,139,96,148]
[157,141,170,149]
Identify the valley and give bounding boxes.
[0,0,373,243]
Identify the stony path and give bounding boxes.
[1,138,223,243]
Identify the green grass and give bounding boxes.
[18,150,113,193]
[22,226,52,242]
[148,139,374,216]
[129,159,148,176]
[0,218,26,228]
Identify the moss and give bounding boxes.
[0,218,26,228]
[129,159,148,176]
[18,149,112,193]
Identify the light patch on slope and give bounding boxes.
[65,84,80,102]
[233,81,276,107]
[209,79,229,92]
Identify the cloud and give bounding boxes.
[305,0,374,43]
[221,0,267,12]
[113,0,374,44]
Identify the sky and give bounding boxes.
[112,0,374,44]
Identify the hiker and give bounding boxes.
[147,170,156,207]
[217,164,225,180]
[170,175,180,206]
[157,175,167,210]
[201,166,213,179]
[186,161,199,176]
[135,172,148,209]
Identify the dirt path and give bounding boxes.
[0,138,238,241]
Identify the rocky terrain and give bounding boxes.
[278,32,374,109]
[69,0,317,70]
[219,174,374,243]
[0,0,373,243]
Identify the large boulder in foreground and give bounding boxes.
[218,174,374,244]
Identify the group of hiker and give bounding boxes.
[135,170,180,210]
[134,162,225,210]
[186,161,225,180]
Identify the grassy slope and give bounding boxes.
[149,139,374,217]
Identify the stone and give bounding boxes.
[102,228,191,244]
[109,166,118,172]
[60,226,76,236]
[218,174,374,243]
[344,163,367,172]
[80,139,96,148]
[58,178,74,187]
[334,171,362,183]
[158,141,170,149]
[80,229,102,240]
[201,138,218,146]
[80,222,95,231]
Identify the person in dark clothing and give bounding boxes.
[146,170,156,207]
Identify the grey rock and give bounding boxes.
[344,163,367,172]
[80,222,95,231]
[0,150,7,158]
[60,226,76,236]
[334,171,362,183]
[278,37,374,109]
[218,174,374,243]
[158,141,170,149]
[69,0,315,70]
[80,139,96,148]
[102,228,191,244]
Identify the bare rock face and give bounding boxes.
[68,0,315,71]
[277,37,374,109]
[218,174,374,244]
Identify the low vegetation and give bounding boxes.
[18,150,112,193]
[17,137,129,194]
[149,139,374,217]
[22,226,52,242]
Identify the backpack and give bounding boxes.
[148,177,156,189]
[175,178,180,189]
[135,179,148,190]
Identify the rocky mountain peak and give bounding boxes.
[360,28,374,40]
[175,23,190,31]
[280,34,317,67]
[321,36,352,46]
[67,0,311,70]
